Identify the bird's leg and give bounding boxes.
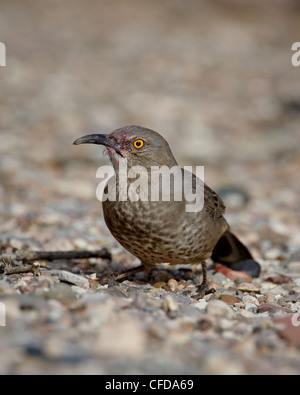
[194,262,214,299]
[196,262,209,298]
[113,264,145,281]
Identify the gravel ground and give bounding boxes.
[0,0,299,375]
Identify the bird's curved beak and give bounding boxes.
[73,134,123,157]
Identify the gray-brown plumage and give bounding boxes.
[74,125,260,297]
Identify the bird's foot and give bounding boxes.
[112,265,145,282]
[193,261,215,300]
[194,283,215,300]
[98,265,145,285]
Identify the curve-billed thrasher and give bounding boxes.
[74,125,260,297]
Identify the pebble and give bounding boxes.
[163,292,191,305]
[205,352,246,375]
[167,279,178,292]
[223,280,236,290]
[206,300,235,319]
[220,295,240,305]
[294,278,300,287]
[0,294,46,310]
[292,286,300,295]
[46,283,77,302]
[101,285,128,298]
[212,288,236,300]
[237,282,260,294]
[95,319,147,357]
[242,294,259,305]
[194,299,208,312]
[258,303,293,314]
[245,303,258,314]
[154,282,166,289]
[0,280,13,294]
[162,295,179,319]
[263,248,281,260]
[197,317,213,331]
[274,316,300,346]
[239,309,257,318]
[212,272,229,282]
[287,261,300,272]
[71,285,89,295]
[49,270,90,289]
[8,238,25,250]
[132,292,148,310]
[265,275,292,285]
[73,238,88,249]
[261,285,286,297]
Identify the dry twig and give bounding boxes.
[0,248,111,264]
[2,262,41,276]
[0,248,111,276]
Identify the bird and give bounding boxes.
[74,125,260,297]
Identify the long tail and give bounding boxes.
[211,230,261,278]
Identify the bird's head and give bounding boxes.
[73,125,177,169]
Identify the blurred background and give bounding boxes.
[0,0,300,376]
[0,0,299,261]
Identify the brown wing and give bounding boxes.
[204,184,226,219]
[189,170,225,219]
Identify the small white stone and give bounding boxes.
[194,300,208,312]
[239,309,257,318]
[206,300,235,319]
[237,282,260,294]
[245,303,258,314]
[242,295,259,305]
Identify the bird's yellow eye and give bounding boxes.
[133,139,144,149]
